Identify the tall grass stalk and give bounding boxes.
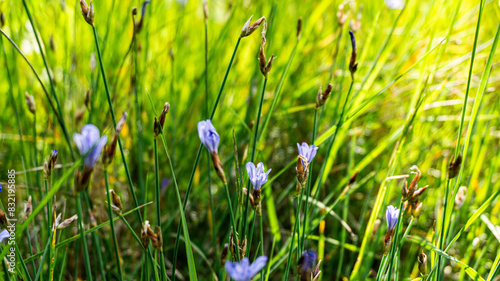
[300,108,318,253]
[171,37,241,280]
[203,2,219,277]
[242,77,268,241]
[104,169,123,280]
[21,0,75,160]
[91,26,143,223]
[75,194,92,281]
[153,138,168,281]
[283,187,303,281]
[436,0,484,278]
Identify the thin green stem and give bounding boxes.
[259,214,264,281]
[154,138,168,281]
[76,194,93,281]
[21,0,75,160]
[204,8,219,278]
[242,77,268,241]
[134,31,145,200]
[300,109,318,252]
[91,26,143,224]
[171,36,241,281]
[284,188,303,281]
[454,0,484,159]
[104,169,123,280]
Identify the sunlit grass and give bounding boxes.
[1,0,500,280]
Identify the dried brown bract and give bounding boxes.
[315,84,333,109]
[80,0,94,26]
[448,153,462,179]
[240,16,266,38]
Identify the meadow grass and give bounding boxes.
[1,0,500,280]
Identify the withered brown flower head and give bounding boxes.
[240,16,266,38]
[448,153,462,179]
[79,0,94,26]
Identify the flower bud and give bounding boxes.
[220,243,229,265]
[418,251,427,275]
[90,53,96,74]
[348,31,358,78]
[258,21,275,78]
[79,0,94,26]
[239,236,247,260]
[296,155,309,195]
[203,0,208,23]
[154,102,169,138]
[25,92,36,114]
[455,186,467,210]
[88,210,97,228]
[337,4,348,26]
[85,89,92,110]
[448,153,462,179]
[24,196,32,218]
[240,16,266,38]
[151,226,163,251]
[312,259,322,281]
[349,5,362,33]
[110,189,122,211]
[0,209,6,227]
[103,112,127,166]
[297,17,303,40]
[315,83,333,109]
[141,220,151,248]
[211,152,227,184]
[44,149,58,179]
[0,12,5,28]
[57,215,78,229]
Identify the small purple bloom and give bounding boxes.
[141,0,151,18]
[225,256,268,281]
[73,124,108,169]
[298,249,318,274]
[0,183,2,192]
[297,142,319,163]
[246,162,271,190]
[197,120,220,154]
[386,205,400,230]
[0,229,10,244]
[385,0,405,9]
[161,178,171,193]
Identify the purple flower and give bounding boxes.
[386,205,400,230]
[297,142,319,163]
[246,162,271,190]
[225,256,268,281]
[385,0,405,9]
[298,249,318,275]
[0,229,10,244]
[73,124,108,169]
[197,120,220,154]
[141,0,151,18]
[0,183,2,192]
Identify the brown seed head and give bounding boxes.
[297,17,303,40]
[80,0,94,26]
[418,251,427,275]
[25,92,36,114]
[57,215,78,229]
[455,186,467,210]
[240,16,266,38]
[448,153,462,179]
[25,196,32,218]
